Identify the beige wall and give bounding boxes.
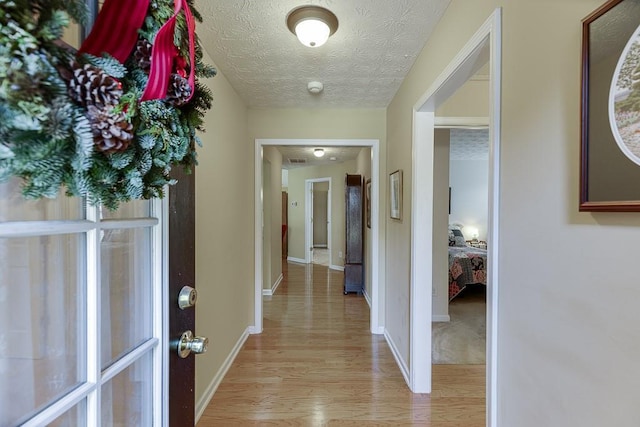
[435,79,490,118]
[194,54,254,407]
[287,160,356,267]
[263,147,283,289]
[387,0,640,425]
[433,129,450,319]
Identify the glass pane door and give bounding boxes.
[0,180,165,426]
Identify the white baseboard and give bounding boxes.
[195,327,250,423]
[383,329,411,389]
[363,288,372,308]
[287,256,306,264]
[262,273,283,296]
[432,314,451,322]
[329,264,344,272]
[247,325,261,334]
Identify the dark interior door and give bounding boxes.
[168,166,196,425]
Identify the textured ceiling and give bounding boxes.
[449,129,489,161]
[196,0,452,108]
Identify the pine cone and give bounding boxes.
[87,106,133,154]
[134,39,153,72]
[67,62,122,108]
[166,73,192,106]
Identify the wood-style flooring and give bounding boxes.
[198,262,485,426]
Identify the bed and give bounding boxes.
[448,227,487,301]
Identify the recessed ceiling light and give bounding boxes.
[314,148,325,157]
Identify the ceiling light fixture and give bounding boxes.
[314,148,325,157]
[286,6,339,48]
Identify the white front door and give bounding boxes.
[0,177,166,426]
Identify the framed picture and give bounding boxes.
[581,0,640,211]
[389,170,402,220]
[365,178,371,228]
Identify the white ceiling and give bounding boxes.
[196,0,452,109]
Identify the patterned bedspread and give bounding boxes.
[449,246,487,301]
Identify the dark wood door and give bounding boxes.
[168,166,196,425]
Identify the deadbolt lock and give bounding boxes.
[178,286,197,309]
[177,330,208,358]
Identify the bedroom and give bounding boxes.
[432,128,490,365]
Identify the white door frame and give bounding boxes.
[305,177,332,265]
[254,138,382,334]
[409,8,501,427]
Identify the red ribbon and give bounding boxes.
[80,0,196,103]
[141,0,196,102]
[79,0,150,63]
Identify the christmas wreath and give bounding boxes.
[0,0,215,209]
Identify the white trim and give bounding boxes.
[363,287,372,308]
[329,264,344,272]
[101,338,158,383]
[21,382,97,427]
[410,8,502,426]
[262,273,283,296]
[254,143,264,334]
[287,256,307,264]
[254,138,382,336]
[0,220,95,237]
[383,329,410,387]
[159,194,169,427]
[195,327,251,424]
[247,326,261,335]
[86,203,100,423]
[432,315,451,322]
[487,10,503,427]
[434,116,489,128]
[100,218,159,229]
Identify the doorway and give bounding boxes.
[254,138,383,335]
[409,8,501,427]
[306,178,331,267]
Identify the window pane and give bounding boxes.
[101,228,153,368]
[47,400,87,427]
[101,352,153,427]
[100,200,151,220]
[0,234,86,426]
[0,178,84,221]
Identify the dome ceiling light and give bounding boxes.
[286,5,339,48]
[313,148,325,157]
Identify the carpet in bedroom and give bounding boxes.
[432,285,486,364]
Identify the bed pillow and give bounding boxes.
[448,227,467,247]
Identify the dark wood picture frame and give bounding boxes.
[581,0,640,211]
[365,178,371,228]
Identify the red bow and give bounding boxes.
[79,0,196,103]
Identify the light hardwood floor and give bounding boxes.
[198,262,485,426]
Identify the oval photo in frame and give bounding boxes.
[609,23,640,166]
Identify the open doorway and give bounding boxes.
[306,178,331,267]
[254,138,383,335]
[409,9,501,427]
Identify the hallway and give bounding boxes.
[198,262,485,426]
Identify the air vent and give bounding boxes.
[288,158,307,164]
